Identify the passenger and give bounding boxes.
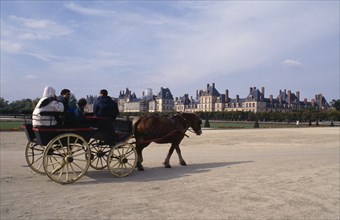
[32,86,64,127]
[57,89,71,112]
[71,98,88,125]
[68,93,77,111]
[93,89,119,143]
[57,89,72,126]
[93,89,119,119]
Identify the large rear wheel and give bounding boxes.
[107,143,137,177]
[43,133,90,184]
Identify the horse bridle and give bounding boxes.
[175,112,198,134]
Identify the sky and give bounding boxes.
[1,1,339,102]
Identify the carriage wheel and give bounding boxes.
[107,143,137,177]
[43,133,90,184]
[25,141,45,175]
[88,139,110,170]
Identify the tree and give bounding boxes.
[330,99,340,111]
[0,97,9,112]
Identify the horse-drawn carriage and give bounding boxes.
[23,111,202,184]
[23,112,137,184]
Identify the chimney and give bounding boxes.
[288,90,291,106]
[319,94,323,107]
[279,95,282,104]
[261,87,265,101]
[225,89,229,102]
[207,84,210,90]
[249,87,253,94]
[212,83,215,88]
[236,95,239,103]
[270,95,273,103]
[296,91,300,101]
[311,99,315,107]
[304,98,307,105]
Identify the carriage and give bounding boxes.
[23,112,137,184]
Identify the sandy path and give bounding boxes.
[0,127,339,220]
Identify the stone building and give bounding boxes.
[197,83,221,112]
[85,83,329,114]
[174,94,199,112]
[149,87,174,113]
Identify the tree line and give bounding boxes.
[1,97,340,122]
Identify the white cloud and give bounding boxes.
[0,40,22,54]
[6,15,72,40]
[9,15,55,28]
[281,59,304,67]
[65,2,116,17]
[25,75,37,79]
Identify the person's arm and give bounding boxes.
[51,100,64,112]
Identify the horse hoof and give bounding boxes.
[164,164,171,168]
[137,165,144,171]
[180,162,187,166]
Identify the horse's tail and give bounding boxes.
[132,116,141,136]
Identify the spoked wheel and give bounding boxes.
[43,133,90,184]
[107,143,137,177]
[25,141,45,175]
[88,139,111,170]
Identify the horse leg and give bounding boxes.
[175,145,187,166]
[135,143,145,171]
[163,144,176,168]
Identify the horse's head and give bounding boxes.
[181,113,202,136]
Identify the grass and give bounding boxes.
[207,121,316,129]
[0,119,329,131]
[0,121,25,131]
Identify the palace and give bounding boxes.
[85,83,329,113]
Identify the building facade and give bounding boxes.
[85,83,329,114]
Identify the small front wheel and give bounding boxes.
[107,143,137,177]
[88,139,110,170]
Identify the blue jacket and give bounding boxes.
[93,96,119,119]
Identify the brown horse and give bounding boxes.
[132,112,202,171]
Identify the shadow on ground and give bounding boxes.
[78,161,253,185]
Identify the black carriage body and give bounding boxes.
[33,127,97,146]
[22,124,36,142]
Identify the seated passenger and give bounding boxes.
[57,89,72,126]
[32,86,64,127]
[71,98,88,126]
[68,93,77,111]
[93,89,119,119]
[92,89,119,143]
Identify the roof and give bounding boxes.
[158,87,173,100]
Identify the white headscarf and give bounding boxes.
[42,86,56,98]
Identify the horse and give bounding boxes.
[132,112,202,171]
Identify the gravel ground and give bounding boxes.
[0,127,339,220]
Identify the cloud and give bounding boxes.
[9,15,55,28]
[25,75,37,79]
[6,15,72,40]
[0,40,22,54]
[281,59,304,67]
[65,2,116,17]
